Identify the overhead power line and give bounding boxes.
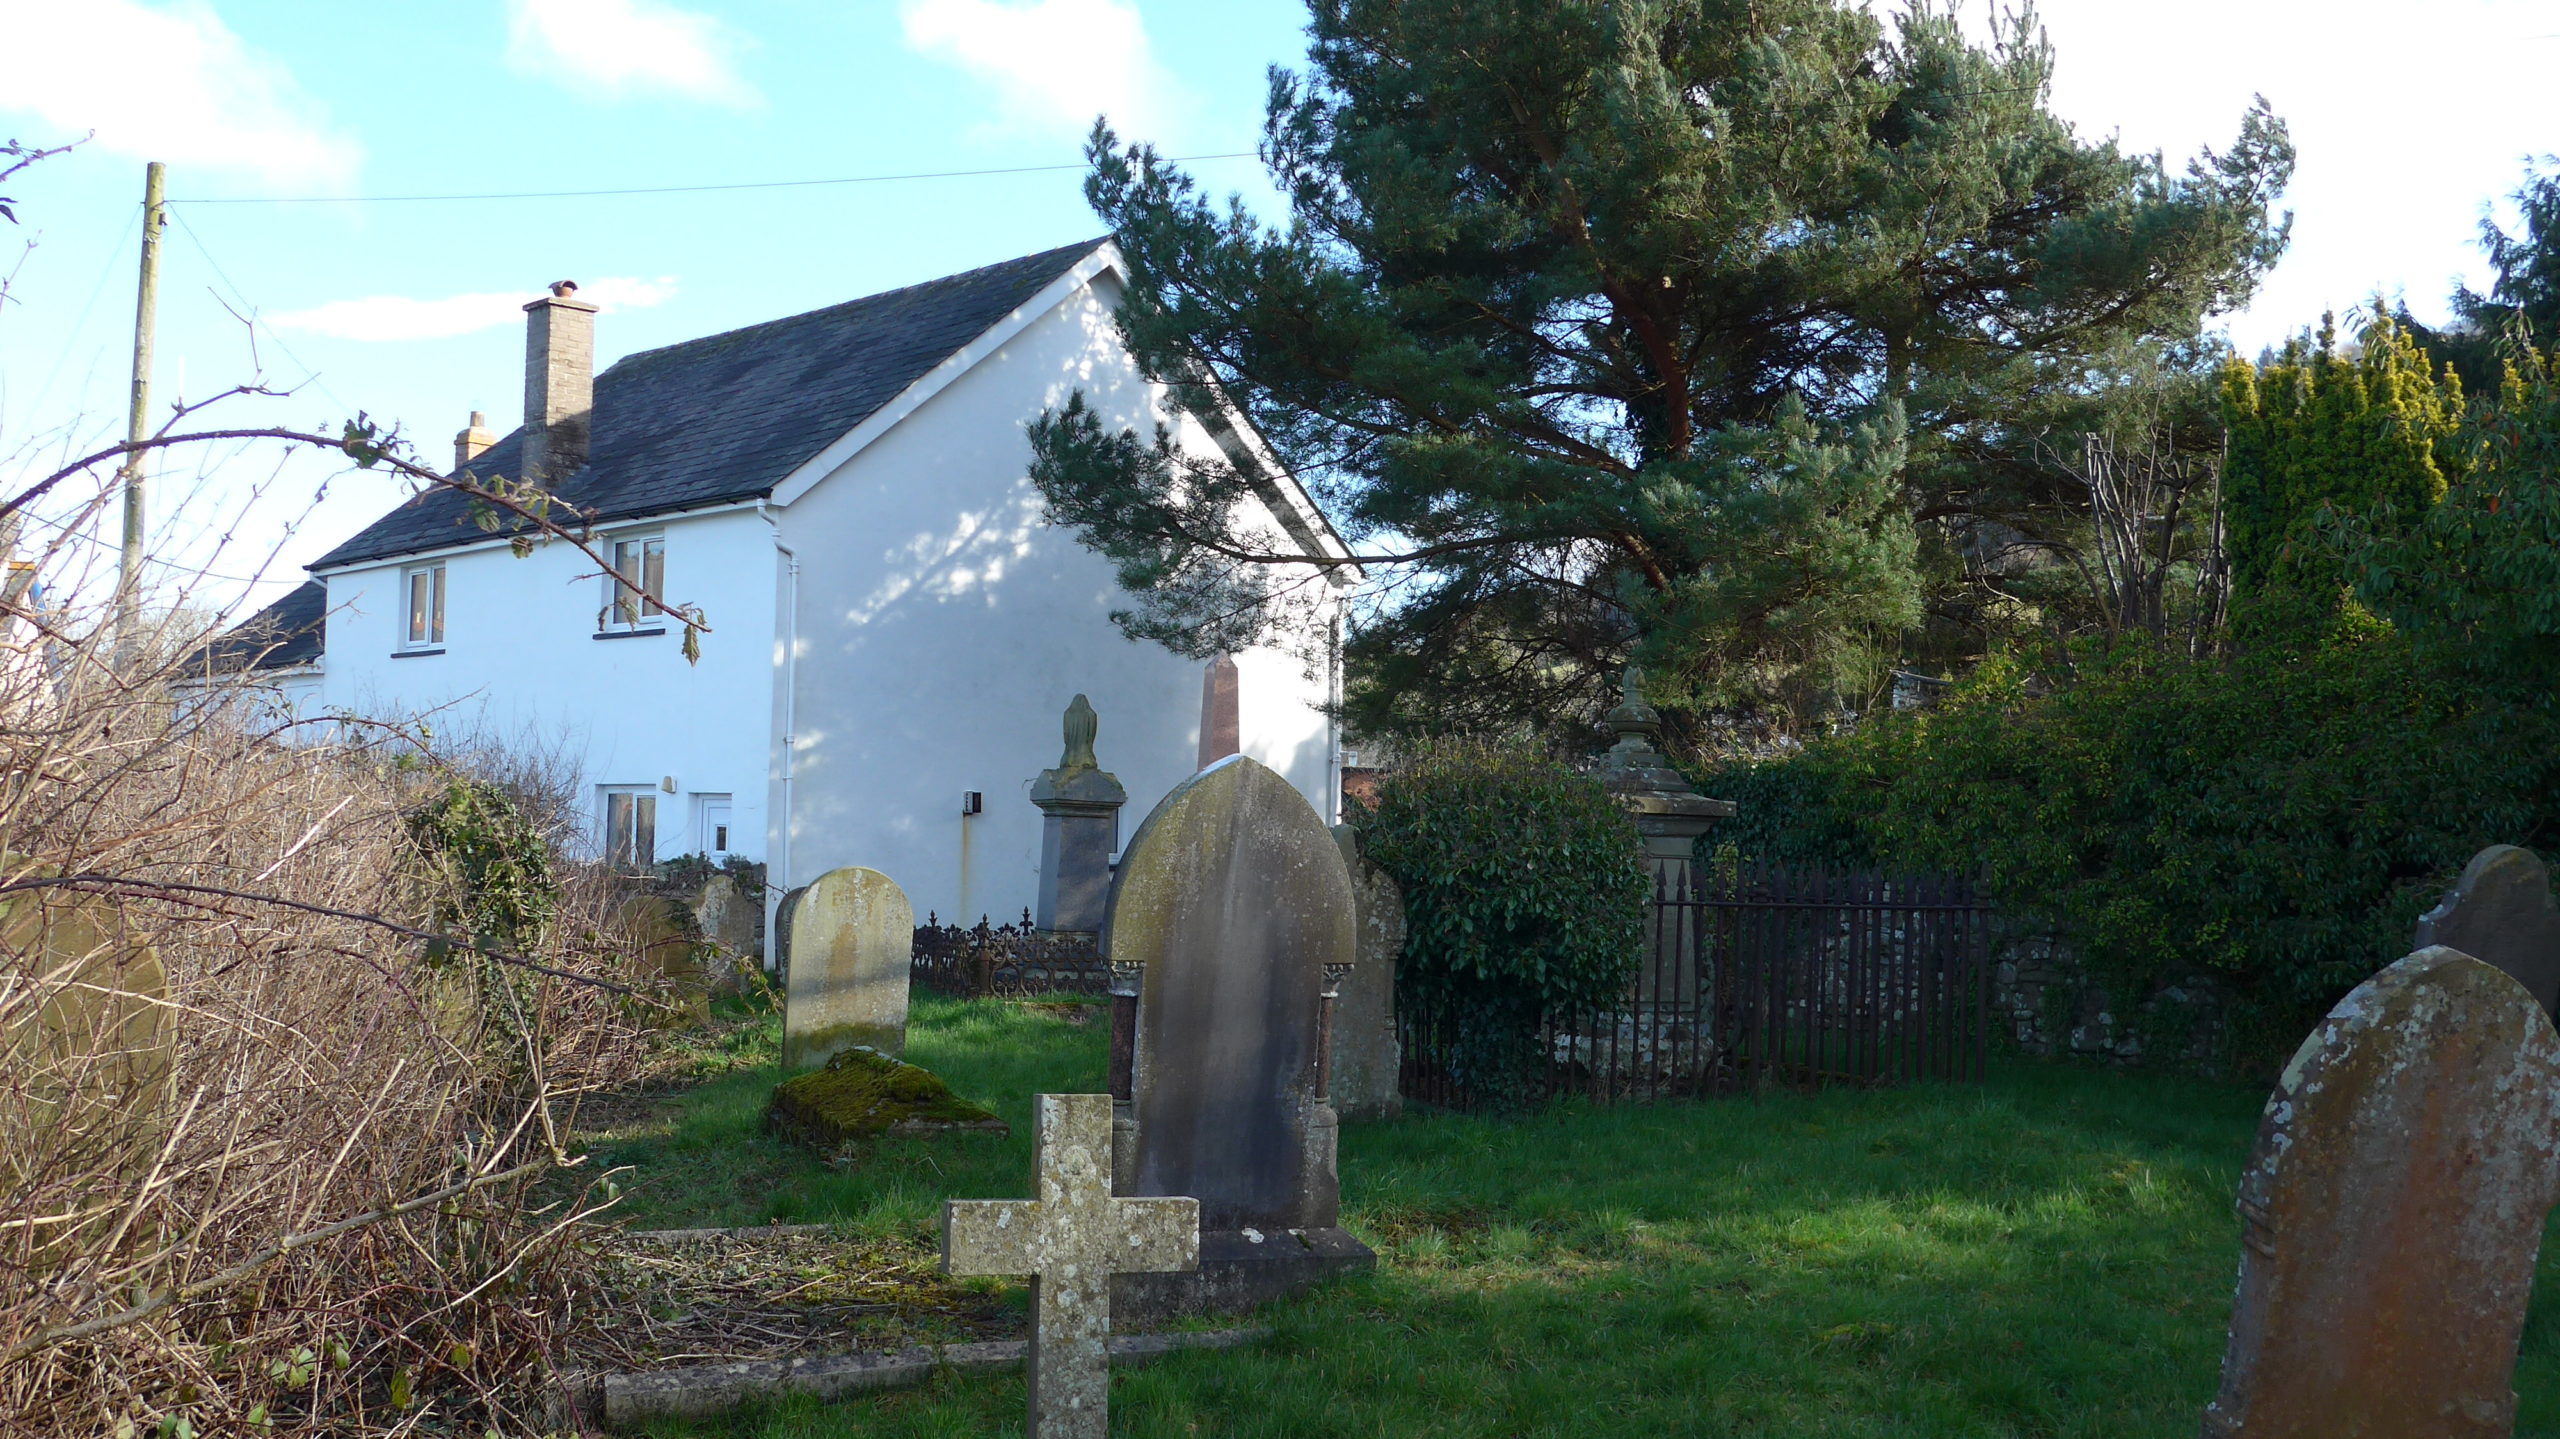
[179,153,1264,207]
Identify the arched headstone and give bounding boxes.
[2414,844,2560,1017]
[781,867,914,1068]
[1106,756,1374,1318]
[2200,946,2560,1437]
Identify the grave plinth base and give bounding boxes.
[1112,1226,1374,1325]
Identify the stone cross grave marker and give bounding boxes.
[2414,843,2560,1018]
[2200,946,2560,1438]
[781,866,913,1068]
[942,1092,1199,1439]
[1106,755,1375,1320]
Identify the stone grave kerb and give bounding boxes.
[2200,946,2560,1438]
[942,1092,1198,1439]
[1102,755,1376,1319]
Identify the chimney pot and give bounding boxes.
[522,282,599,483]
[453,409,496,473]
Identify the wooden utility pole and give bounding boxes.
[114,160,166,662]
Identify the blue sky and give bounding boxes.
[2,0,2556,621]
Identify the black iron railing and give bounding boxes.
[910,911,1109,998]
[1400,862,1993,1109]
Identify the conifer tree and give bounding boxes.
[2220,315,2463,633]
[1032,0,2294,740]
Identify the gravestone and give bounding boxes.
[943,1092,1198,1439]
[1030,694,1126,935]
[690,873,763,991]
[612,892,710,1027]
[2199,946,2560,1438]
[1106,756,1374,1319]
[771,882,807,979]
[0,870,174,1256]
[1196,656,1239,769]
[2414,844,2560,1017]
[1330,824,1404,1121]
[782,866,913,1068]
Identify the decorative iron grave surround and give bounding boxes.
[911,912,1110,999]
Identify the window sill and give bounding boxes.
[390,647,445,659]
[594,627,667,641]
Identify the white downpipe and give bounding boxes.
[760,500,799,953]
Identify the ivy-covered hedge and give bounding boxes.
[405,778,555,953]
[1353,741,1648,1100]
[1709,635,2560,1066]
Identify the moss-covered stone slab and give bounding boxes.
[767,1047,1007,1164]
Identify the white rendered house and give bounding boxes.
[262,239,1351,925]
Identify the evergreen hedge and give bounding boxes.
[1354,741,1648,1100]
[1710,637,2560,1067]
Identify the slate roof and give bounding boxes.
[190,579,327,674]
[310,237,1112,571]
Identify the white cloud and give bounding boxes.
[901,0,1184,141]
[1938,0,2560,353]
[505,0,757,106]
[270,276,679,342]
[0,0,359,186]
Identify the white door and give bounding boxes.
[698,795,734,860]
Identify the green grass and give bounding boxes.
[592,996,2560,1438]
[578,992,1111,1232]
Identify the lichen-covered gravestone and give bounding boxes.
[1329,823,1403,1121]
[612,891,710,1027]
[0,871,173,1253]
[2414,844,2560,1017]
[2199,946,2560,1438]
[690,872,763,992]
[782,866,913,1068]
[1106,756,1374,1320]
[943,1093,1198,1439]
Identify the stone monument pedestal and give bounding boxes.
[1031,695,1127,936]
[1596,669,1733,1013]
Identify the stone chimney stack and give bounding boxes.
[521,280,597,483]
[452,410,495,473]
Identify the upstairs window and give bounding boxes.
[602,787,657,870]
[403,563,445,648]
[605,535,665,630]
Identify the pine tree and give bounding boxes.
[1032,0,2294,741]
